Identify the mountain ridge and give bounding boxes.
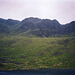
[0,17,75,37]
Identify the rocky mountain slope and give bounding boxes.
[0,17,75,37]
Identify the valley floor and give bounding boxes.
[0,36,75,70]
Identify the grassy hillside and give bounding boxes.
[0,36,75,70]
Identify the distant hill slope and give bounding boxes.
[0,18,20,34]
[0,17,75,37]
[61,21,75,35]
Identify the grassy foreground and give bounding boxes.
[0,36,75,70]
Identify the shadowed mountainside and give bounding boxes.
[0,17,75,37]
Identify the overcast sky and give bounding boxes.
[0,0,75,24]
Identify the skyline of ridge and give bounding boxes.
[0,0,75,24]
[0,17,75,25]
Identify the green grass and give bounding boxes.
[0,36,75,70]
